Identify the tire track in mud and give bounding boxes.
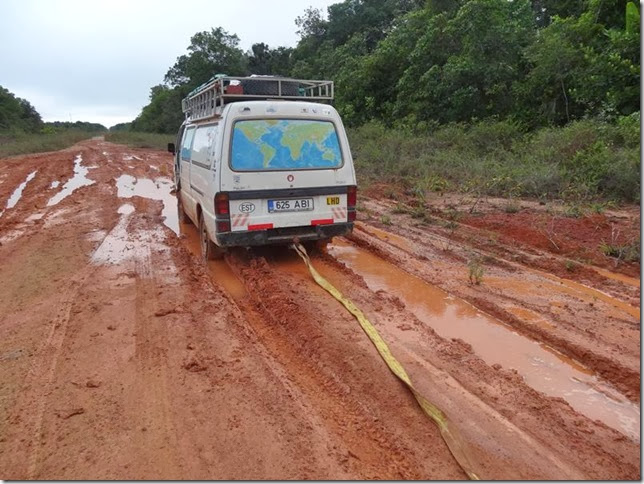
[176,227,637,479]
[177,225,468,479]
[1,264,96,479]
[261,245,637,479]
[347,225,641,402]
[210,259,461,477]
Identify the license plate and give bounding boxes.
[268,198,314,213]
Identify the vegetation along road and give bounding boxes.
[0,139,639,479]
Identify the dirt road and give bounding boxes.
[0,139,639,479]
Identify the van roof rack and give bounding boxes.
[181,75,334,122]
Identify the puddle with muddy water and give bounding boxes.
[115,175,178,234]
[2,170,38,216]
[593,266,640,288]
[47,154,95,207]
[327,240,640,441]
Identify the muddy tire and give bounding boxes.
[177,194,192,225]
[303,238,332,254]
[199,214,225,261]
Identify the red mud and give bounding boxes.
[0,139,639,479]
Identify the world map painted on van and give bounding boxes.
[231,120,342,170]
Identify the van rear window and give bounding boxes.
[230,119,343,171]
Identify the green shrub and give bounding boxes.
[348,115,640,203]
[0,130,95,158]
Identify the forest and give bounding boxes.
[0,86,107,157]
[123,0,640,203]
[131,0,640,133]
[2,0,639,201]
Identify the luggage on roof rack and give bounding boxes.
[181,76,334,122]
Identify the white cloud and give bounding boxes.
[0,0,339,128]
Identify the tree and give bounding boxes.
[165,28,248,88]
[131,85,187,134]
[518,2,639,126]
[0,86,43,133]
[393,0,535,124]
[248,43,293,75]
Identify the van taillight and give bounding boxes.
[347,185,357,208]
[216,220,231,232]
[215,192,229,215]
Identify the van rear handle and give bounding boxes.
[167,143,175,155]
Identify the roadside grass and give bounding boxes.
[0,130,97,158]
[349,113,640,204]
[105,131,174,151]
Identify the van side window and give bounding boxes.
[191,125,217,168]
[181,127,195,161]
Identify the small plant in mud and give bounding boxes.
[410,205,430,222]
[468,257,485,285]
[503,199,521,213]
[391,202,408,214]
[563,203,584,218]
[599,240,640,263]
[380,214,392,226]
[599,227,640,264]
[564,259,578,272]
[444,206,462,222]
[383,187,399,200]
[588,200,616,215]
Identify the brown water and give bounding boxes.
[327,240,640,441]
[356,222,414,252]
[593,266,641,288]
[362,222,640,319]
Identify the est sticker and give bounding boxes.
[326,196,340,205]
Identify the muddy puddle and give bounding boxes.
[356,222,415,252]
[91,202,168,268]
[593,266,640,288]
[116,174,178,234]
[327,241,640,441]
[3,170,38,215]
[47,154,95,207]
[486,275,640,320]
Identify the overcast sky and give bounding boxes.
[0,0,339,128]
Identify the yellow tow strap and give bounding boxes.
[292,243,480,480]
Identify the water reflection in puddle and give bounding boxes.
[4,170,38,213]
[115,174,178,234]
[47,154,95,207]
[328,241,640,440]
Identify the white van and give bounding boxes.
[169,77,357,259]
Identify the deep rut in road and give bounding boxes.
[179,222,638,479]
[0,140,639,480]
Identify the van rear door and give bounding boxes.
[221,115,356,233]
[188,123,218,206]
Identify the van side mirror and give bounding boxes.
[168,143,175,154]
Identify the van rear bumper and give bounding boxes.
[216,222,353,247]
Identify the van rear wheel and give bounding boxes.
[199,214,225,261]
[177,194,192,225]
